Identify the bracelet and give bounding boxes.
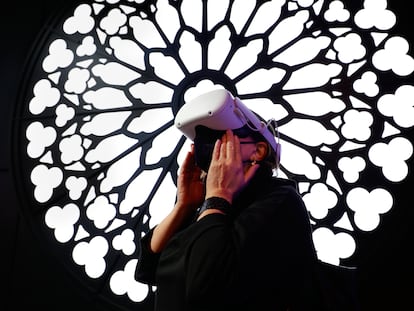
[198,196,232,215]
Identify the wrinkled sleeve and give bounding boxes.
[135,228,161,285]
[185,214,240,305]
[185,185,318,310]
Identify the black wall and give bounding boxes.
[1,1,413,310]
[0,1,114,310]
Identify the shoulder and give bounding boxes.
[233,175,306,218]
[269,176,298,189]
[253,177,308,217]
[263,177,301,199]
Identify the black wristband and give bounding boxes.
[198,196,231,215]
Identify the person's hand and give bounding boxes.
[205,129,259,204]
[175,145,205,212]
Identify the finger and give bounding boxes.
[233,135,241,163]
[220,131,228,159]
[225,129,235,159]
[180,151,193,173]
[212,139,222,162]
[230,130,241,161]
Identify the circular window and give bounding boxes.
[11,0,414,308]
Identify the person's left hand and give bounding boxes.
[205,129,259,204]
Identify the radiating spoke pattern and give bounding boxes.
[13,0,414,307]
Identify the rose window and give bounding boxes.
[11,0,414,308]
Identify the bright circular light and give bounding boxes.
[12,0,414,307]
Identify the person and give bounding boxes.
[135,89,322,310]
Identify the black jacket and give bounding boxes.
[136,168,322,310]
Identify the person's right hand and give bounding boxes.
[175,145,205,212]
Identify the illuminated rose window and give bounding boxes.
[12,0,414,308]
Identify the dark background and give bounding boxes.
[1,1,413,310]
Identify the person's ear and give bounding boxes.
[253,141,268,162]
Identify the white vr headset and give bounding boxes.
[174,89,278,153]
